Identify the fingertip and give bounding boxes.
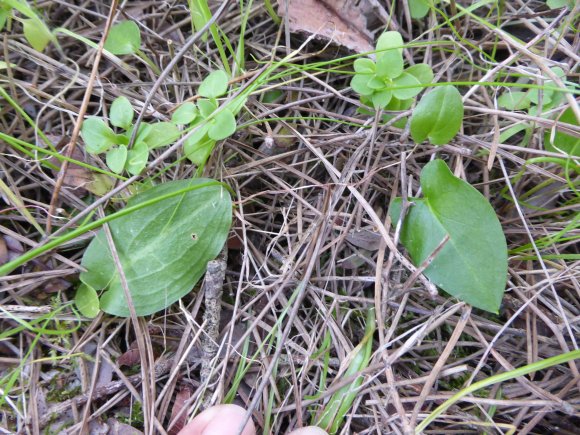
[288,426,329,435]
[177,404,256,435]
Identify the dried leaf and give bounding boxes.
[168,385,192,435]
[277,0,374,53]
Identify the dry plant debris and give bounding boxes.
[0,1,579,434]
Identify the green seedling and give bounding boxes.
[104,20,161,74]
[352,30,464,144]
[315,308,375,434]
[390,159,508,313]
[81,96,180,175]
[409,0,432,19]
[0,0,54,51]
[75,179,232,317]
[497,67,578,156]
[351,31,434,111]
[172,70,245,166]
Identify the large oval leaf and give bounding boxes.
[390,160,507,313]
[79,179,232,317]
[410,85,464,145]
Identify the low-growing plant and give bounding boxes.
[0,0,54,51]
[81,96,180,175]
[351,30,464,145]
[172,69,245,166]
[104,20,161,74]
[390,159,508,313]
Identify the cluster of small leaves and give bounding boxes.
[352,31,464,146]
[172,70,244,166]
[351,31,434,111]
[0,0,54,51]
[81,96,179,175]
[498,67,578,155]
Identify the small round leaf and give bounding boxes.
[75,283,100,318]
[125,142,149,175]
[104,21,141,55]
[199,70,229,99]
[353,58,375,74]
[209,109,236,140]
[172,102,198,125]
[110,96,134,129]
[405,63,434,85]
[351,74,374,96]
[371,89,392,109]
[142,122,181,149]
[106,145,128,174]
[392,72,423,100]
[82,117,117,153]
[410,85,464,145]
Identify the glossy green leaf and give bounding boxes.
[353,58,375,74]
[405,63,434,85]
[544,108,580,156]
[390,159,507,313]
[392,72,423,100]
[371,89,392,109]
[184,135,215,166]
[125,142,149,175]
[142,122,180,149]
[409,0,430,19]
[75,284,100,318]
[104,21,141,55]
[22,18,52,51]
[197,98,218,118]
[351,74,374,96]
[208,109,236,140]
[199,70,229,99]
[110,96,134,129]
[375,31,404,79]
[82,117,117,153]
[410,85,464,145]
[106,145,128,174]
[80,179,232,317]
[498,91,531,110]
[172,102,198,125]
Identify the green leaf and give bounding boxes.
[199,70,229,99]
[106,145,128,174]
[79,179,232,317]
[353,58,375,74]
[498,91,531,110]
[544,107,580,156]
[410,85,464,145]
[172,102,198,125]
[390,160,507,313]
[75,284,100,318]
[409,0,430,19]
[104,21,141,55]
[366,76,385,90]
[351,74,374,96]
[125,142,149,175]
[142,122,180,149]
[0,5,11,31]
[208,109,236,140]
[546,0,573,9]
[392,72,423,100]
[371,89,392,109]
[405,63,434,85]
[375,31,404,79]
[22,18,52,52]
[197,98,218,118]
[82,117,117,153]
[110,96,134,129]
[184,135,215,166]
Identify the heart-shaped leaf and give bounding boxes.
[79,179,232,316]
[104,21,141,55]
[82,117,117,153]
[199,70,229,99]
[390,159,507,313]
[110,96,134,129]
[410,85,464,145]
